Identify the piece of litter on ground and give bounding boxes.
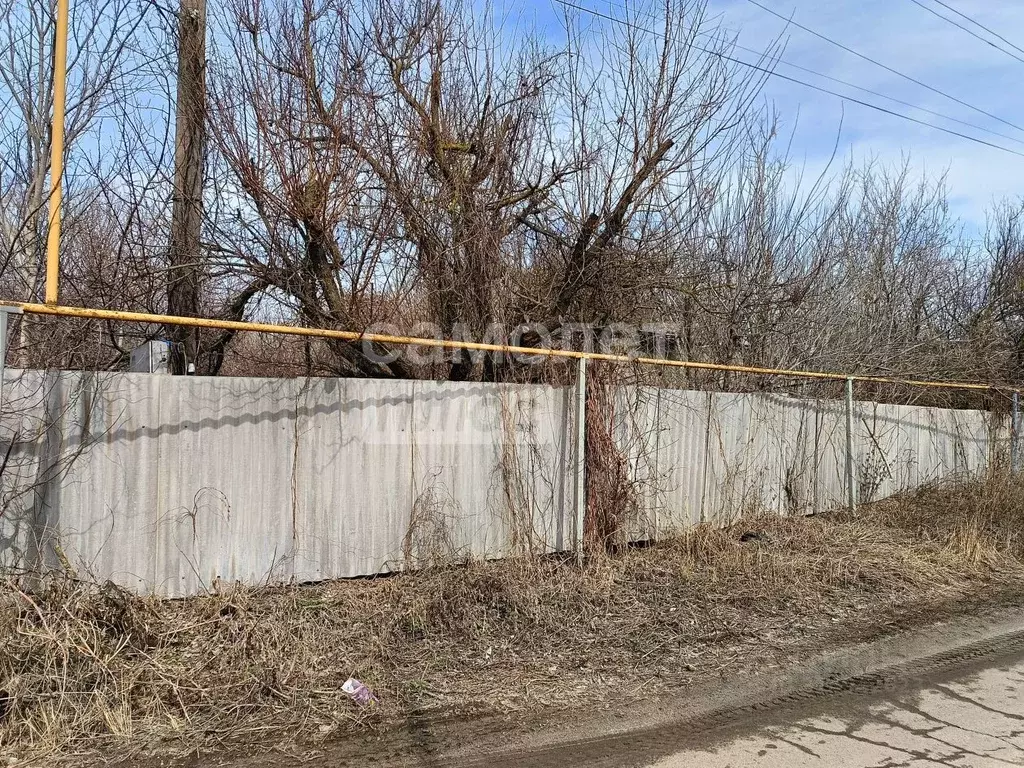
[342,677,377,706]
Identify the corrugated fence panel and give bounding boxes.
[408,381,508,564]
[642,388,709,532]
[489,383,571,557]
[855,402,997,503]
[153,375,298,593]
[49,374,299,594]
[775,395,818,515]
[293,378,416,581]
[953,408,1001,472]
[53,372,164,591]
[702,393,790,523]
[0,370,51,572]
[612,386,662,541]
[811,398,849,514]
[0,370,1010,596]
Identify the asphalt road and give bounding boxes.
[436,621,1024,768]
[648,656,1024,767]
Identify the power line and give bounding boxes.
[619,1,1024,147]
[907,0,1024,66]
[602,0,1024,148]
[922,0,1024,59]
[715,30,1024,148]
[556,0,1024,159]
[742,0,1024,135]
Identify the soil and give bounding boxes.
[7,484,1024,768]
[124,589,1024,768]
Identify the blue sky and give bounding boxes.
[521,0,1024,234]
[719,0,1024,227]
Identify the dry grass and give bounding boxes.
[862,471,1024,563]
[3,473,1024,764]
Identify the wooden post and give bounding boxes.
[168,0,207,374]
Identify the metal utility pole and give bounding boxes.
[1013,391,1020,474]
[167,0,207,374]
[845,377,857,514]
[574,357,587,564]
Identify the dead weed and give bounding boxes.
[3,474,1024,763]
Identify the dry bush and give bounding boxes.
[856,472,1024,564]
[645,513,988,610]
[3,474,1024,763]
[584,371,641,554]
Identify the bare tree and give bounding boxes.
[203,0,773,380]
[0,0,1019,397]
[0,0,152,365]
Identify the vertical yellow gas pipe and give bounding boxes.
[44,0,71,305]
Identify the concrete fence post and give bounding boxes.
[845,377,857,514]
[574,356,587,564]
[0,307,21,420]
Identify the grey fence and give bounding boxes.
[0,369,1007,596]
